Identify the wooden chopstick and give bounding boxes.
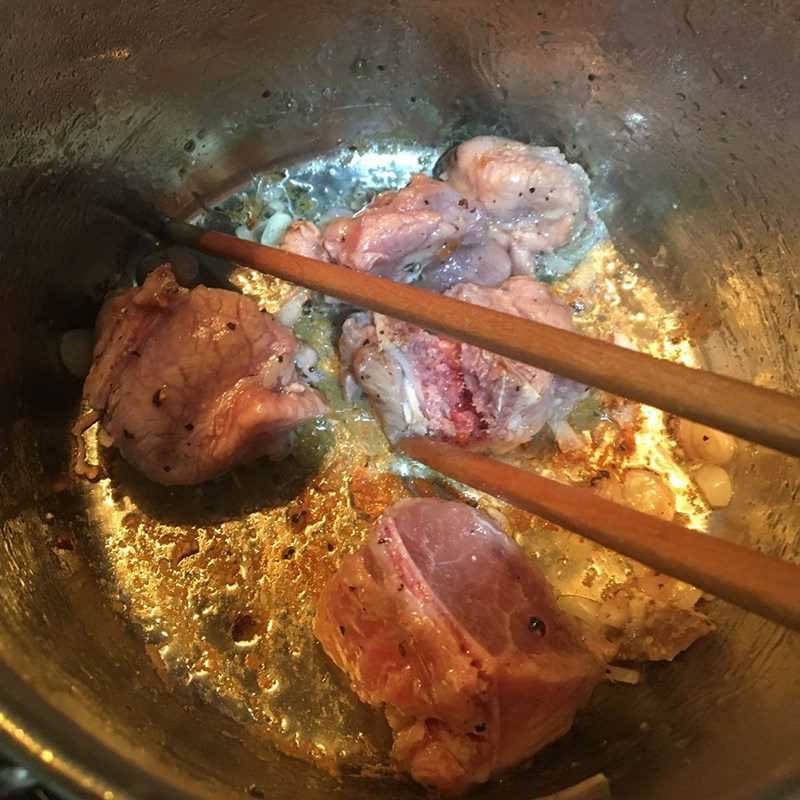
[159,216,800,457]
[398,436,800,632]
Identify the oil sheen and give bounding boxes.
[80,141,718,776]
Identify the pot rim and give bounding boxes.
[2,655,799,800]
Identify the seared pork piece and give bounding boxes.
[339,276,584,451]
[83,265,328,485]
[322,174,512,289]
[444,136,592,274]
[314,498,603,793]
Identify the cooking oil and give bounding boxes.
[80,141,722,776]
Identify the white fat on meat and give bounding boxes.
[314,498,604,793]
[82,265,329,486]
[444,136,593,275]
[339,276,584,451]
[321,174,512,289]
[294,342,320,385]
[280,219,328,262]
[273,220,330,326]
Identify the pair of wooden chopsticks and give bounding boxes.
[154,215,800,631]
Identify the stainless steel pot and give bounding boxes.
[0,1,798,798]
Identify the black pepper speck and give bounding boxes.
[528,616,547,636]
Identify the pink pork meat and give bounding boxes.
[339,276,584,452]
[444,136,593,275]
[322,173,512,289]
[83,264,329,485]
[314,498,603,793]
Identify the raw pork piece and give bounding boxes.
[314,498,603,793]
[83,264,329,485]
[339,276,584,452]
[444,136,593,275]
[322,174,512,289]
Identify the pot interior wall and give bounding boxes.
[0,1,798,799]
